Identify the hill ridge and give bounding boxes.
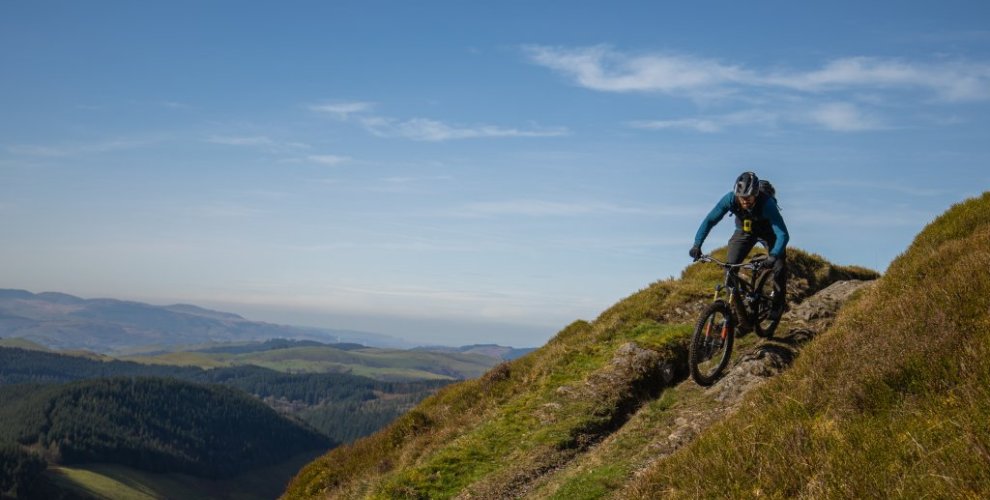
[284,246,879,498]
[622,192,990,497]
[0,288,407,351]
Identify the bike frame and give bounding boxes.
[697,255,766,326]
[689,254,777,385]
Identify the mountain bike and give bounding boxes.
[688,254,782,386]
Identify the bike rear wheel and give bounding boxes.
[754,269,782,338]
[689,301,735,386]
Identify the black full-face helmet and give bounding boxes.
[733,171,760,197]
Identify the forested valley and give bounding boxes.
[0,346,451,497]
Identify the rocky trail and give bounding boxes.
[513,279,876,499]
[630,279,875,483]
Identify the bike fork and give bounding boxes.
[704,317,728,350]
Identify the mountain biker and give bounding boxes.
[689,171,789,320]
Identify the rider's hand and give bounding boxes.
[689,246,702,261]
[764,254,778,269]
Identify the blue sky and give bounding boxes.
[2,1,989,346]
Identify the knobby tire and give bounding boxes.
[689,301,735,386]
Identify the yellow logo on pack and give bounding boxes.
[743,219,753,232]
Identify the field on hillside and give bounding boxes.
[121,345,497,381]
[48,451,320,500]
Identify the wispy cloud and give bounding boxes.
[161,101,191,109]
[525,45,990,133]
[360,175,457,194]
[524,45,749,97]
[311,99,569,141]
[460,199,650,217]
[525,45,990,102]
[629,117,723,133]
[629,102,888,133]
[766,57,990,102]
[207,135,277,147]
[358,116,569,141]
[808,102,885,131]
[381,175,453,185]
[5,138,160,157]
[206,135,310,152]
[306,154,351,165]
[308,101,377,118]
[629,109,779,133]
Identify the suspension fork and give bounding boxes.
[703,313,729,340]
[705,274,732,341]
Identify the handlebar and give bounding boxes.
[696,254,767,270]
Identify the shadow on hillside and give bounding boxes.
[748,328,817,365]
[772,328,816,346]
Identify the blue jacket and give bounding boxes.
[693,192,790,256]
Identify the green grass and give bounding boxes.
[624,191,990,498]
[367,322,691,499]
[48,452,321,500]
[551,463,629,500]
[50,465,184,500]
[530,329,770,499]
[284,243,875,499]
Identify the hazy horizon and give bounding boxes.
[1,285,554,348]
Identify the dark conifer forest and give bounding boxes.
[0,346,450,496]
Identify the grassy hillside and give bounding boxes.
[284,246,877,498]
[625,192,990,498]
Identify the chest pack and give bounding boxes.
[734,179,777,233]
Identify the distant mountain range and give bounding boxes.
[0,289,409,353]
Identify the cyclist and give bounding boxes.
[689,171,790,320]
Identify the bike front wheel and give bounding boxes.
[689,300,735,386]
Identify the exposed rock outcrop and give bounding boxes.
[786,279,874,330]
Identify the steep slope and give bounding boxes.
[284,247,878,498]
[624,191,990,498]
[519,278,874,499]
